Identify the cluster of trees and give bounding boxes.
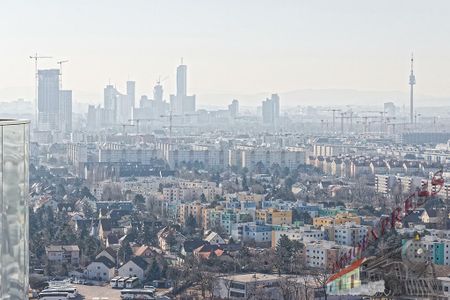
[29,205,102,275]
[275,235,305,274]
[292,208,313,225]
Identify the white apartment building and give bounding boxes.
[239,147,306,170]
[271,226,324,248]
[98,144,161,164]
[67,143,88,164]
[331,223,369,247]
[163,181,222,202]
[304,240,352,269]
[164,145,229,169]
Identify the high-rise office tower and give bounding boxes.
[104,85,118,125]
[38,69,60,131]
[104,84,117,111]
[118,93,133,124]
[170,62,196,114]
[0,119,30,299]
[153,82,166,116]
[384,102,396,117]
[409,54,416,124]
[154,82,163,103]
[139,95,151,108]
[87,105,97,131]
[176,64,187,97]
[104,83,134,125]
[104,85,115,124]
[183,95,196,113]
[228,99,239,118]
[59,90,72,133]
[127,81,136,109]
[262,94,280,128]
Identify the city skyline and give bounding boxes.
[3,1,450,299]
[2,0,450,106]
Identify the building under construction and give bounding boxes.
[361,242,450,299]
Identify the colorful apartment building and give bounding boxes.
[256,208,292,225]
[313,212,361,229]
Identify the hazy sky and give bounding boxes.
[1,0,450,105]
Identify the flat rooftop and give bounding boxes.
[220,273,280,283]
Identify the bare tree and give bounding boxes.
[279,277,300,300]
[198,271,215,299]
[309,268,332,300]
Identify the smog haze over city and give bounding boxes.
[1,1,450,300]
[2,0,450,108]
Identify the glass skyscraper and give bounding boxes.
[0,120,29,299]
[38,69,60,131]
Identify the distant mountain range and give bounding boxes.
[197,89,450,109]
[1,86,449,111]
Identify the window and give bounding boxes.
[230,282,245,290]
[230,291,245,298]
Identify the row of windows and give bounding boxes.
[307,256,325,260]
[307,250,325,254]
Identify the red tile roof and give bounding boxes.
[326,258,365,284]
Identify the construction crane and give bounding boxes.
[386,122,409,134]
[339,111,355,134]
[321,109,341,132]
[359,110,388,133]
[384,117,397,133]
[156,75,169,85]
[160,111,175,140]
[160,112,198,141]
[347,110,355,131]
[128,118,158,134]
[57,60,69,89]
[360,116,380,133]
[120,123,135,136]
[367,119,384,133]
[414,112,422,126]
[29,53,52,77]
[320,119,330,133]
[360,110,385,123]
[29,53,52,127]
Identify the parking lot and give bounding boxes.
[74,284,121,300]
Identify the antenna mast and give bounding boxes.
[409,53,416,124]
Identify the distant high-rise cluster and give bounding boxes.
[87,81,135,131]
[37,69,72,134]
[134,80,168,121]
[262,94,280,128]
[104,82,135,124]
[86,61,199,133]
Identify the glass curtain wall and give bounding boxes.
[0,120,29,299]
